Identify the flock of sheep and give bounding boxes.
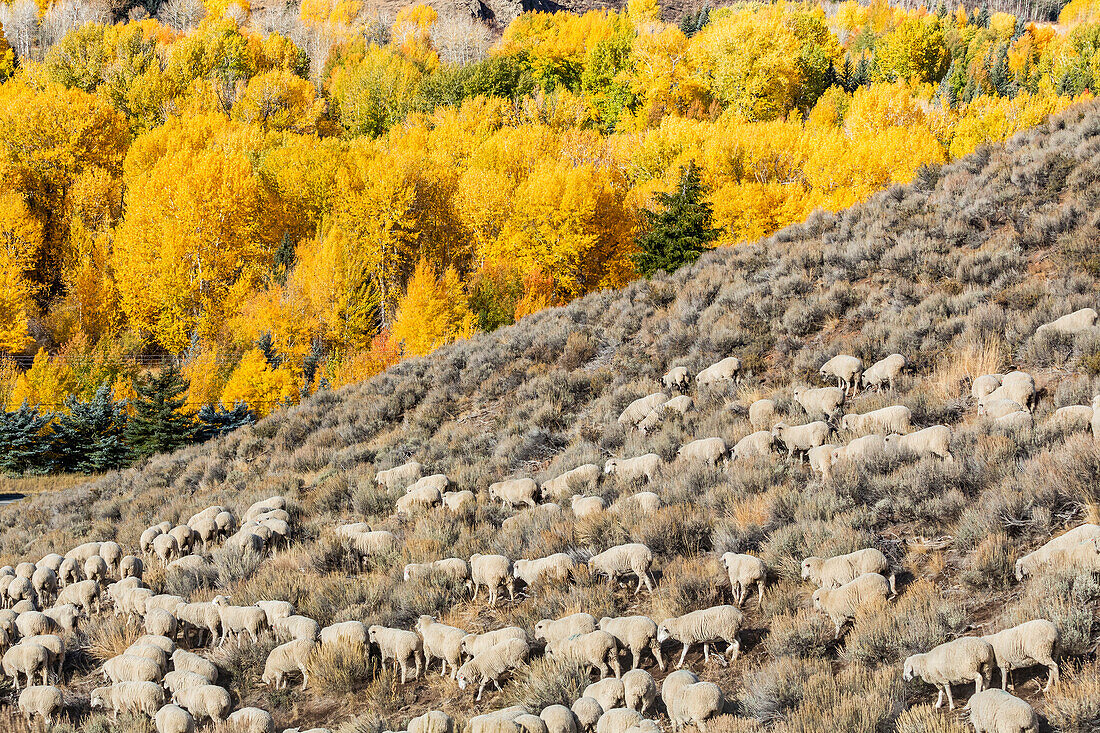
[3,308,1100,733]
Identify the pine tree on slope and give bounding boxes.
[125,364,194,459]
[50,385,130,473]
[632,161,721,277]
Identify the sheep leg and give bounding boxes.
[757,581,766,606]
[702,642,710,663]
[974,672,985,695]
[300,663,309,691]
[1045,662,1059,692]
[946,683,956,710]
[631,649,642,670]
[1001,666,1010,691]
[650,641,665,671]
[476,681,486,702]
[677,643,690,668]
[934,687,944,709]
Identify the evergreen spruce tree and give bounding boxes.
[50,385,130,473]
[632,162,720,278]
[125,364,195,458]
[273,232,295,285]
[256,332,282,368]
[0,403,51,474]
[194,402,255,442]
[301,340,324,398]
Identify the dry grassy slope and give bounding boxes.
[3,104,1100,731]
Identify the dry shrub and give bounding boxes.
[959,531,1014,591]
[84,614,143,663]
[741,657,831,724]
[764,608,833,659]
[842,580,965,666]
[893,704,970,733]
[926,337,1006,400]
[999,569,1100,657]
[501,656,590,710]
[770,663,902,733]
[649,554,725,619]
[1044,660,1100,733]
[308,642,373,694]
[704,716,765,733]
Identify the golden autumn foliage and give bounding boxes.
[390,260,476,357]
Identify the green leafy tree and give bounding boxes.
[0,403,51,474]
[632,162,720,277]
[125,364,194,458]
[50,385,130,473]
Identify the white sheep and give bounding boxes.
[104,654,163,684]
[155,704,197,733]
[134,635,174,654]
[831,434,888,467]
[571,698,604,733]
[369,625,423,684]
[721,553,766,607]
[164,670,214,694]
[807,444,839,479]
[376,461,424,490]
[657,605,743,668]
[661,669,724,733]
[65,541,103,565]
[18,685,63,726]
[603,455,661,483]
[662,367,690,392]
[395,485,443,515]
[168,526,195,556]
[190,518,218,552]
[618,393,669,427]
[979,399,1027,419]
[416,615,467,679]
[145,608,177,638]
[535,613,598,646]
[588,544,654,595]
[547,630,620,679]
[609,492,661,515]
[172,684,232,723]
[541,465,601,501]
[30,566,57,605]
[571,495,607,519]
[176,603,221,647]
[442,490,476,512]
[274,615,320,642]
[1035,307,1098,337]
[514,554,576,586]
[841,405,912,435]
[407,474,450,495]
[748,399,778,430]
[1015,523,1100,581]
[262,639,315,690]
[57,557,81,587]
[622,669,656,713]
[15,612,57,640]
[211,596,267,647]
[92,681,165,719]
[884,425,954,462]
[433,558,471,582]
[812,572,891,638]
[598,616,664,671]
[995,411,1034,431]
[772,421,831,462]
[171,649,219,683]
[801,548,895,594]
[695,357,742,386]
[584,678,624,710]
[489,478,540,509]
[676,437,728,465]
[1050,404,1093,432]
[965,688,1039,733]
[152,534,179,566]
[861,354,906,391]
[43,604,81,633]
[468,554,515,606]
[982,619,1059,692]
[319,620,368,649]
[793,387,845,419]
[540,705,577,733]
[902,637,996,709]
[120,556,144,580]
[462,627,527,659]
[732,431,776,460]
[456,638,529,701]
[972,375,1002,400]
[820,354,863,395]
[595,708,641,733]
[227,707,276,733]
[407,710,454,733]
[982,373,1036,411]
[254,600,294,627]
[342,529,398,564]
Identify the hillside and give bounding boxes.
[2,102,1100,732]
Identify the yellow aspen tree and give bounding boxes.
[8,349,76,411]
[389,259,475,357]
[220,348,299,416]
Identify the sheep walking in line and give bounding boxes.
[455,639,529,701]
[721,553,766,607]
[981,619,1060,692]
[903,637,996,710]
[662,367,691,392]
[695,357,742,386]
[1034,307,1098,337]
[468,554,516,607]
[772,421,832,463]
[883,425,954,462]
[840,405,912,435]
[588,544,655,595]
[802,548,896,595]
[820,355,863,395]
[369,625,424,684]
[861,354,906,391]
[598,616,665,671]
[793,387,845,420]
[812,573,891,638]
[661,670,724,732]
[657,605,743,668]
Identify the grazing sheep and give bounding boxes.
[456,638,529,701]
[155,704,196,733]
[903,637,996,709]
[407,474,450,495]
[173,684,232,723]
[884,425,954,462]
[164,670,214,694]
[369,625,423,684]
[176,603,221,647]
[540,705,578,733]
[119,556,143,580]
[979,399,1027,419]
[603,454,661,483]
[772,421,832,462]
[104,654,162,684]
[965,688,1039,733]
[468,554,515,607]
[152,534,179,566]
[618,393,669,428]
[571,698,604,733]
[442,490,476,512]
[541,465,602,501]
[661,669,724,733]
[622,669,656,713]
[254,600,294,627]
[1035,307,1098,337]
[535,613,598,646]
[171,649,219,683]
[274,615,319,642]
[211,596,267,647]
[547,630,621,679]
[657,605,743,667]
[820,354,863,395]
[168,526,195,556]
[262,639,315,690]
[376,461,423,490]
[7,576,36,607]
[22,634,63,678]
[807,444,840,479]
[514,554,576,586]
[462,627,527,659]
[982,372,1036,411]
[801,548,895,594]
[245,496,287,519]
[862,354,906,391]
[189,518,218,552]
[65,541,103,565]
[145,608,177,638]
[973,375,1002,400]
[571,495,607,519]
[588,544,655,595]
[395,486,443,515]
[1051,405,1093,432]
[982,619,1059,692]
[695,357,742,386]
[16,611,59,638]
[663,395,693,415]
[748,399,778,430]
[4,643,49,689]
[676,437,728,465]
[732,431,776,460]
[841,405,912,435]
[342,529,398,563]
[30,566,57,604]
[92,681,165,720]
[793,387,846,419]
[995,411,1034,431]
[515,713,548,733]
[662,367,690,392]
[43,604,81,633]
[812,573,891,638]
[134,635,175,654]
[19,685,63,726]
[228,707,276,733]
[831,434,888,466]
[584,678,625,710]
[1015,524,1100,581]
[595,708,641,733]
[609,492,661,515]
[721,553,766,607]
[489,478,541,510]
[416,616,467,679]
[319,620,368,649]
[187,507,225,527]
[408,710,454,733]
[598,616,664,671]
[57,557,81,587]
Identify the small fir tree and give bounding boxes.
[0,402,51,474]
[50,385,130,473]
[125,364,194,458]
[632,162,720,277]
[194,402,255,442]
